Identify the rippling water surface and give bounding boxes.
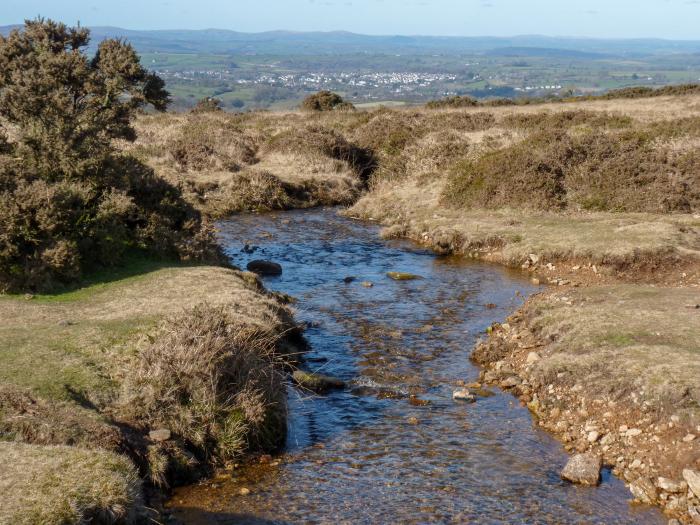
[169,208,662,525]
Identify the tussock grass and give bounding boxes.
[0,261,299,493]
[0,442,142,525]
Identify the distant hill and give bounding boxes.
[3,25,700,56]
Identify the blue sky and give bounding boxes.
[2,0,699,39]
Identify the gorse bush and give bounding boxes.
[425,95,479,109]
[301,90,355,112]
[442,127,700,213]
[0,19,220,292]
[191,97,224,114]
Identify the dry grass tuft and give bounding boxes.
[168,115,258,172]
[0,442,142,525]
[117,304,289,482]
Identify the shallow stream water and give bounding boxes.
[169,208,662,524]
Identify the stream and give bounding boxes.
[168,208,663,524]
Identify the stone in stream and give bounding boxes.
[561,453,602,486]
[452,389,477,403]
[386,272,421,281]
[361,281,374,288]
[292,370,345,393]
[246,260,282,276]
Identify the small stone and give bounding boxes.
[149,429,171,442]
[530,278,540,285]
[630,458,642,469]
[526,352,540,364]
[361,281,374,288]
[587,431,600,443]
[561,453,602,486]
[625,428,643,438]
[407,416,420,425]
[528,254,540,264]
[343,276,356,283]
[683,434,696,442]
[239,487,250,496]
[452,389,476,403]
[682,469,700,497]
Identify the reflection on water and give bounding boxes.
[169,208,662,524]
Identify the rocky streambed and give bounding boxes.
[167,208,664,524]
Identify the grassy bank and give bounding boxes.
[0,258,302,522]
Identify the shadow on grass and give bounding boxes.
[27,250,215,302]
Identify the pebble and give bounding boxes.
[452,389,476,403]
[407,416,420,425]
[587,431,600,443]
[625,428,643,438]
[526,352,540,364]
[239,487,251,496]
[361,281,374,288]
[683,434,696,442]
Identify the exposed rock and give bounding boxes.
[500,376,522,389]
[407,416,420,425]
[239,487,251,496]
[657,477,686,493]
[561,453,602,486]
[361,281,374,288]
[683,434,696,442]
[386,272,421,281]
[292,370,345,393]
[452,389,476,403]
[683,469,700,497]
[149,428,172,442]
[625,428,643,438]
[526,352,540,364]
[587,431,600,443]
[343,276,356,283]
[246,260,283,276]
[629,477,657,504]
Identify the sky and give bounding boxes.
[1,0,699,39]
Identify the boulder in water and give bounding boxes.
[247,260,282,276]
[292,370,345,393]
[561,453,602,486]
[387,272,421,281]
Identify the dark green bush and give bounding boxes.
[0,19,220,293]
[426,95,479,109]
[191,97,224,114]
[300,91,355,112]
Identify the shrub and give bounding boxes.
[0,20,221,292]
[426,95,479,109]
[191,97,224,113]
[301,90,355,112]
[442,126,700,213]
[442,129,572,211]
